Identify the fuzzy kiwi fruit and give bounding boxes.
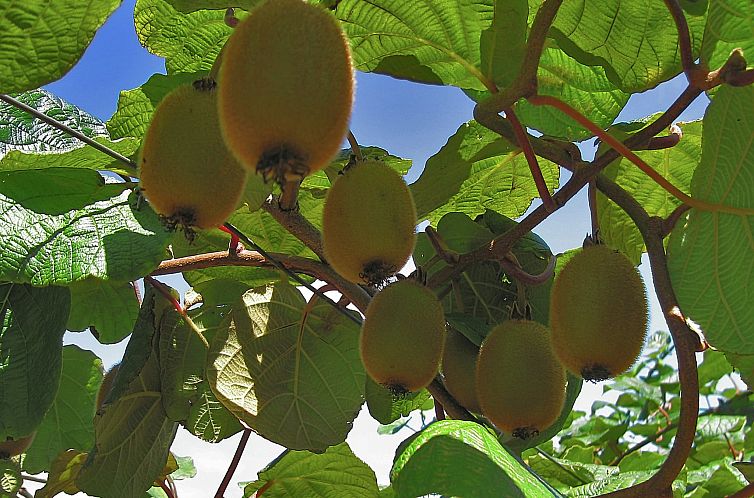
[360,279,446,395]
[476,320,566,439]
[323,160,417,285]
[550,245,648,382]
[139,80,248,233]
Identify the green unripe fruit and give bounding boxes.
[550,245,648,381]
[476,320,566,439]
[441,329,481,413]
[323,161,417,285]
[0,432,35,458]
[360,280,446,395]
[218,0,354,183]
[139,81,248,232]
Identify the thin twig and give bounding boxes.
[506,107,556,211]
[347,130,363,161]
[499,253,556,286]
[427,378,475,421]
[662,0,696,82]
[261,197,325,261]
[20,475,46,484]
[0,94,137,172]
[214,428,252,498]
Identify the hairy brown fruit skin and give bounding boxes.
[139,82,247,231]
[360,280,446,394]
[550,245,648,381]
[441,329,481,413]
[0,432,35,458]
[218,0,354,182]
[476,320,566,439]
[323,160,417,285]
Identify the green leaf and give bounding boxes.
[22,346,101,474]
[337,0,527,91]
[165,0,256,13]
[0,168,170,285]
[701,0,754,72]
[135,0,234,74]
[77,292,178,498]
[0,460,20,496]
[106,72,207,140]
[207,283,365,451]
[183,383,243,442]
[0,90,108,157]
[36,449,87,498]
[597,120,700,264]
[243,444,379,497]
[0,0,120,93]
[170,455,197,480]
[391,420,557,498]
[564,471,654,496]
[67,279,140,344]
[0,283,70,438]
[301,147,412,192]
[667,85,754,354]
[513,47,629,141]
[365,377,432,425]
[546,0,706,92]
[411,121,559,224]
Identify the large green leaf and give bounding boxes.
[0,284,70,438]
[207,283,365,452]
[0,168,170,285]
[243,444,379,497]
[36,450,88,498]
[512,46,630,141]
[365,377,432,426]
[0,0,121,93]
[22,346,101,474]
[67,279,140,344]
[701,0,754,72]
[134,0,234,74]
[667,85,754,354]
[391,420,557,497]
[0,90,108,157]
[336,0,527,91]
[545,0,707,92]
[597,119,701,265]
[410,120,559,224]
[77,291,178,498]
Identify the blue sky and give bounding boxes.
[39,1,712,496]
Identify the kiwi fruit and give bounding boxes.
[441,329,481,413]
[138,80,248,233]
[96,363,120,410]
[476,320,566,439]
[550,245,648,382]
[0,432,35,458]
[323,160,417,285]
[218,0,354,184]
[360,279,446,395]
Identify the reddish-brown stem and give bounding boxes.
[643,124,682,151]
[500,254,556,286]
[256,480,274,497]
[428,378,474,421]
[262,197,325,261]
[218,225,242,254]
[529,95,754,216]
[661,204,692,236]
[144,276,184,316]
[214,428,252,498]
[725,67,754,87]
[151,249,371,314]
[728,482,754,498]
[132,281,142,306]
[224,8,239,28]
[159,479,175,498]
[425,226,460,264]
[663,0,696,82]
[506,107,556,211]
[434,401,446,421]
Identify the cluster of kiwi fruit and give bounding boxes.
[138,0,355,234]
[436,243,649,439]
